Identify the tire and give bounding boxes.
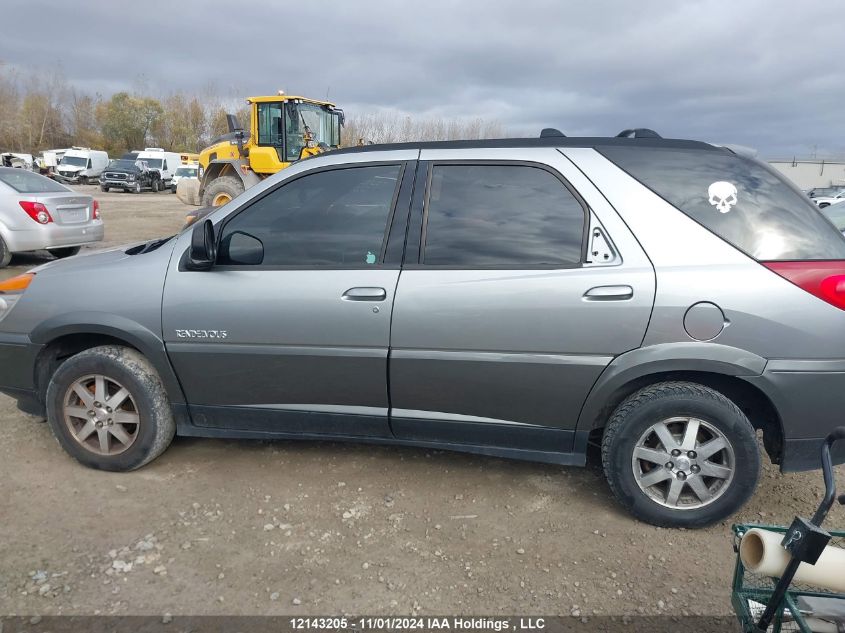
[152,179,160,193]
[79,175,88,186]
[132,182,141,194]
[201,176,245,207]
[45,345,175,471]
[0,235,12,268]
[48,246,81,259]
[819,202,830,208]
[601,381,760,528]
[100,186,109,193]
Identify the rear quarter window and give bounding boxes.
[600,147,845,261]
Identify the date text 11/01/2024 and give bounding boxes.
[289,618,546,631]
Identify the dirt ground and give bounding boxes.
[0,185,842,617]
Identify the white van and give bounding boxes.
[136,148,182,188]
[56,148,109,184]
[170,163,199,193]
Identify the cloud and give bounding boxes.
[2,0,844,156]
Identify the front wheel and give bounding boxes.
[45,346,176,471]
[201,176,245,207]
[100,186,109,193]
[601,381,760,528]
[152,179,160,192]
[132,182,141,194]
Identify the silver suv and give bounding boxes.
[1,134,844,527]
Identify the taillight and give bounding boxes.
[763,261,845,310]
[92,199,100,220]
[18,201,53,224]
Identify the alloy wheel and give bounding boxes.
[62,374,140,456]
[631,416,734,509]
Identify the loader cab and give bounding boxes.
[250,97,343,174]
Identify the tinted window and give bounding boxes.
[218,165,401,266]
[422,165,585,266]
[0,169,68,193]
[602,147,845,261]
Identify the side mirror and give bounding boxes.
[187,219,216,270]
[219,231,264,265]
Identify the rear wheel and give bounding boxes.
[201,176,245,207]
[0,236,12,268]
[45,346,175,471]
[48,246,81,259]
[601,381,760,528]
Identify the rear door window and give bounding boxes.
[600,146,845,260]
[422,164,586,266]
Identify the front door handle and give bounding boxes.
[342,287,387,301]
[583,285,634,301]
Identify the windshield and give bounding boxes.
[0,168,69,193]
[175,167,197,177]
[60,156,87,167]
[284,102,341,161]
[141,158,163,169]
[108,160,137,170]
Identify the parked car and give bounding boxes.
[99,159,163,193]
[0,167,103,267]
[1,134,845,528]
[55,148,109,185]
[821,200,845,233]
[811,190,845,208]
[807,186,845,200]
[136,148,182,189]
[170,164,198,194]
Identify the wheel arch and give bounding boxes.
[30,314,186,407]
[199,159,261,198]
[577,344,784,464]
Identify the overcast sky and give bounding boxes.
[3,0,844,157]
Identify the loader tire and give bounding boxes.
[201,176,245,207]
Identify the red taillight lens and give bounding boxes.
[18,201,53,224]
[92,199,100,220]
[763,261,845,310]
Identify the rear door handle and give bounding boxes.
[583,285,634,301]
[342,287,387,301]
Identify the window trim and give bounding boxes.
[415,160,591,270]
[212,161,408,271]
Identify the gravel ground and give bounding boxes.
[0,184,842,617]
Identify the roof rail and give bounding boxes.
[540,128,566,138]
[616,128,662,139]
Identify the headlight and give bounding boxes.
[0,273,34,322]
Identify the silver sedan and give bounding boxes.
[0,167,104,267]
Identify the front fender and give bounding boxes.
[30,312,186,404]
[575,342,767,432]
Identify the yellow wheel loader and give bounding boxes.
[178,94,344,208]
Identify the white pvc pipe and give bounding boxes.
[739,528,845,594]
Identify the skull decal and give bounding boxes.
[708,181,738,213]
